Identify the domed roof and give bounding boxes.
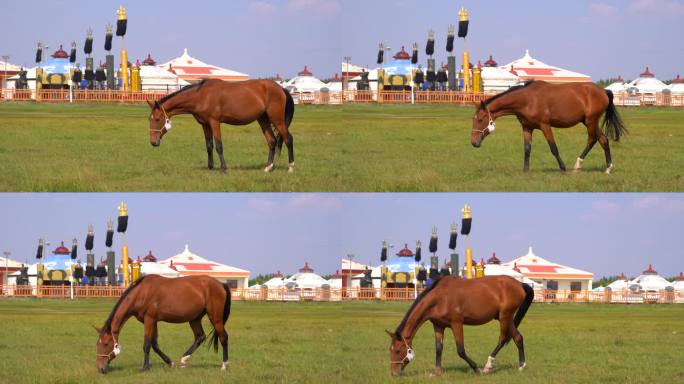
[143,250,157,262]
[299,262,314,273]
[298,65,313,76]
[672,74,682,83]
[393,46,410,61]
[51,45,68,59]
[484,55,497,67]
[486,252,501,264]
[639,67,655,78]
[143,53,156,66]
[642,264,657,275]
[675,272,684,280]
[53,241,70,255]
[396,244,414,257]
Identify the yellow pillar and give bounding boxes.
[462,51,470,93]
[472,65,482,93]
[131,63,140,91]
[121,50,129,91]
[122,245,129,287]
[465,247,473,279]
[131,258,141,282]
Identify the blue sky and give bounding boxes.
[2,0,682,80]
[1,193,682,279]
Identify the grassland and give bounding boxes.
[0,299,682,384]
[0,103,682,191]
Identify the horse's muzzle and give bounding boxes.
[99,367,108,374]
[150,140,160,147]
[471,141,481,148]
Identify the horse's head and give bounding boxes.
[471,101,495,148]
[94,325,120,374]
[147,100,172,147]
[386,330,414,377]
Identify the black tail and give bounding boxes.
[276,88,295,156]
[209,283,232,353]
[601,90,628,142]
[514,282,534,328]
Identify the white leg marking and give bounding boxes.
[483,356,495,373]
[288,161,295,173]
[264,163,274,173]
[573,157,583,172]
[180,355,190,368]
[605,163,614,175]
[519,362,527,371]
[221,361,228,370]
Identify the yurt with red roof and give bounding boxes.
[503,49,591,84]
[159,48,249,84]
[159,244,249,289]
[502,246,593,291]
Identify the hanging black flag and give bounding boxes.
[117,202,128,233]
[415,241,422,262]
[85,225,94,251]
[116,6,128,37]
[461,204,472,235]
[425,33,435,56]
[414,70,424,85]
[35,44,42,63]
[73,264,84,280]
[446,25,455,53]
[36,242,43,259]
[71,239,78,260]
[458,7,469,38]
[106,220,114,247]
[96,67,106,82]
[69,43,77,63]
[448,223,458,250]
[428,227,438,254]
[84,36,93,55]
[417,267,427,282]
[72,68,82,84]
[377,43,384,65]
[411,43,418,64]
[105,24,113,51]
[380,241,388,262]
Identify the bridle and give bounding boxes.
[391,336,415,365]
[97,335,121,361]
[149,103,171,134]
[472,102,496,135]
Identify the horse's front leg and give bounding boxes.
[522,128,533,172]
[431,323,445,376]
[540,124,566,172]
[210,121,227,173]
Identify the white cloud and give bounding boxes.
[629,0,684,14]
[287,194,342,211]
[633,195,684,211]
[589,3,620,16]
[248,0,278,15]
[287,0,341,14]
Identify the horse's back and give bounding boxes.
[136,275,226,322]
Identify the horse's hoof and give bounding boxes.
[288,162,295,173]
[518,363,527,371]
[169,362,175,368]
[140,367,150,372]
[221,168,227,174]
[605,164,614,174]
[429,368,443,377]
[221,361,228,371]
[476,368,484,375]
[264,164,274,173]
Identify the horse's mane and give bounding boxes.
[395,277,446,336]
[484,80,535,106]
[157,79,208,105]
[100,275,148,335]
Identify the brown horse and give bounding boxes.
[94,275,231,373]
[386,275,534,377]
[147,79,295,173]
[471,81,627,174]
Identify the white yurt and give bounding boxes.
[672,272,684,291]
[629,264,673,291]
[628,67,667,94]
[138,54,189,92]
[605,76,627,93]
[138,251,180,278]
[480,55,521,92]
[483,253,543,289]
[327,270,343,289]
[284,262,330,289]
[262,272,287,288]
[282,66,329,93]
[668,75,684,94]
[606,273,631,290]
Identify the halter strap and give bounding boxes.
[96,335,119,359]
[391,335,414,364]
[149,102,171,134]
[472,102,495,134]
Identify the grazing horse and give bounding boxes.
[386,275,534,377]
[147,79,295,173]
[94,275,232,373]
[471,81,628,174]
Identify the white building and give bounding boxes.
[284,262,330,289]
[158,244,249,289]
[158,48,249,84]
[502,49,591,83]
[502,247,594,291]
[628,264,673,291]
[282,66,329,93]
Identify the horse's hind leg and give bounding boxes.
[574,120,599,171]
[431,323,445,376]
[522,128,533,172]
[202,124,215,170]
[210,120,227,172]
[451,322,481,374]
[483,314,514,374]
[597,134,614,174]
[267,109,295,173]
[179,318,206,368]
[151,322,174,367]
[258,115,277,172]
[540,124,566,171]
[509,327,527,371]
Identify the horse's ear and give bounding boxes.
[92,325,101,333]
[146,100,155,109]
[385,329,396,339]
[480,101,486,110]
[154,100,161,109]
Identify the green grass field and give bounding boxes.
[0,299,682,383]
[0,103,682,191]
